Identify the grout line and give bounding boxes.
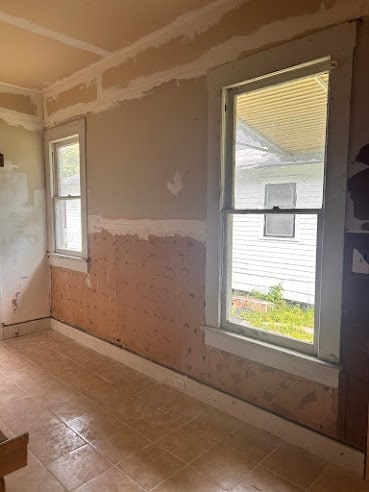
[0,333,353,491]
[305,463,329,491]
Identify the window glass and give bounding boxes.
[55,198,82,252]
[56,142,80,197]
[264,183,296,237]
[233,73,328,210]
[226,70,329,346]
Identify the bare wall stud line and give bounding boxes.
[0,11,109,57]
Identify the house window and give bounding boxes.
[224,63,328,355]
[264,183,296,238]
[205,23,355,368]
[44,119,88,265]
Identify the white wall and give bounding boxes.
[232,162,322,304]
[0,120,50,325]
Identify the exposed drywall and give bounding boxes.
[45,82,97,117]
[43,0,369,128]
[0,120,49,325]
[48,1,369,450]
[51,230,338,437]
[0,82,42,131]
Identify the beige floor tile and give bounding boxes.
[119,444,184,490]
[95,361,136,383]
[91,424,151,463]
[161,393,210,422]
[29,420,87,464]
[154,467,223,491]
[308,464,369,492]
[26,379,79,406]
[75,466,145,491]
[98,363,156,393]
[192,443,255,490]
[157,425,217,463]
[232,465,304,491]
[45,394,100,423]
[67,411,123,443]
[107,394,182,440]
[107,393,150,421]
[70,373,125,405]
[223,423,282,462]
[132,406,182,441]
[47,444,111,491]
[263,443,326,488]
[190,407,243,441]
[6,452,66,491]
[137,384,178,407]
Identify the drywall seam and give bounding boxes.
[51,318,365,478]
[0,11,109,56]
[0,82,43,130]
[43,0,369,127]
[0,108,42,132]
[88,215,206,242]
[43,0,244,96]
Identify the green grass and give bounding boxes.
[232,296,314,343]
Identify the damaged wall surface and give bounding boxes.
[0,92,49,327]
[44,0,369,450]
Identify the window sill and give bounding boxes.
[48,253,89,273]
[202,325,341,388]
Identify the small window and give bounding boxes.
[264,183,296,238]
[44,119,87,260]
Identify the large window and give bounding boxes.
[205,23,355,371]
[224,62,328,355]
[44,119,87,262]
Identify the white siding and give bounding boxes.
[231,163,322,304]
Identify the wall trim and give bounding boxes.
[203,325,341,388]
[1,317,50,341]
[51,318,364,478]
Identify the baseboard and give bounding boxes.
[1,317,51,340]
[51,318,365,478]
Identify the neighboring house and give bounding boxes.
[232,121,324,305]
[56,173,82,252]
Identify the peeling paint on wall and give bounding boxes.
[51,229,338,437]
[0,121,49,325]
[167,171,183,197]
[89,215,206,242]
[347,144,369,231]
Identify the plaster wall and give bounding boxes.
[0,119,49,326]
[46,0,369,448]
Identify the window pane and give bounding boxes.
[264,183,296,237]
[228,213,318,344]
[265,214,295,237]
[56,141,80,197]
[233,71,329,210]
[55,198,82,252]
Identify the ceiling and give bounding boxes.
[0,0,214,90]
[237,72,329,156]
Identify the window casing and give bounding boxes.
[44,119,87,261]
[205,23,356,366]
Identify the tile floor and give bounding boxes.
[0,330,368,491]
